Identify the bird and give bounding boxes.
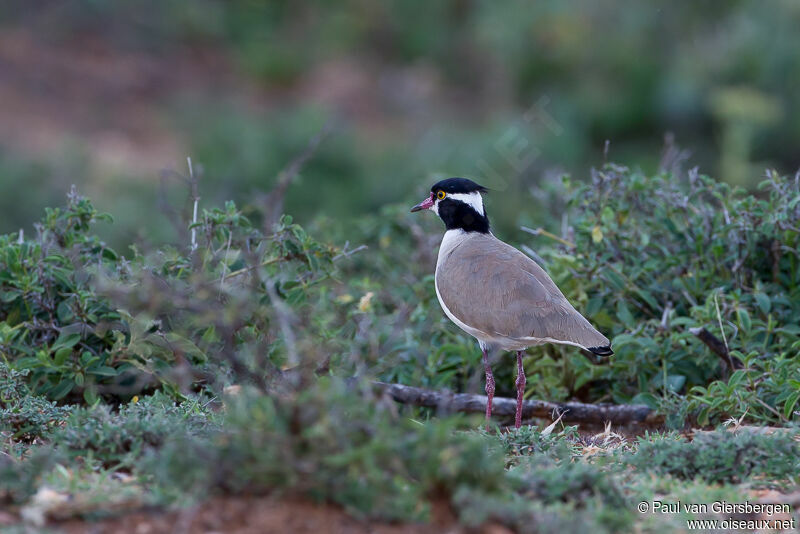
[411,177,612,429]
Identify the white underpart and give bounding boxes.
[434,229,591,352]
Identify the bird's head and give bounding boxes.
[410,177,490,233]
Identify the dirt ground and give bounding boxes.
[47,496,511,534]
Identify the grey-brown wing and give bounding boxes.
[437,235,609,349]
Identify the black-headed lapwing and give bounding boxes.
[411,177,612,428]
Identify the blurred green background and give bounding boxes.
[1,1,798,247]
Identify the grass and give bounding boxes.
[4,396,798,531]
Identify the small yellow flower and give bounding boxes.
[591,226,604,243]
[358,291,375,312]
[131,395,139,403]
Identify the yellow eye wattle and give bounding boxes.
[436,191,446,200]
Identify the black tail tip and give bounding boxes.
[588,345,614,356]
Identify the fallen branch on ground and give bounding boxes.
[373,381,662,425]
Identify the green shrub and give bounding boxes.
[145,378,508,521]
[101,206,339,396]
[4,164,799,430]
[511,456,628,510]
[1,188,339,402]
[625,429,800,484]
[303,165,800,427]
[533,166,800,424]
[491,424,582,464]
[0,362,71,441]
[453,487,628,534]
[49,391,217,468]
[0,445,63,504]
[453,456,632,534]
[0,189,124,402]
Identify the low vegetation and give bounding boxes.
[1,164,798,531]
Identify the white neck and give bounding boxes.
[436,229,468,269]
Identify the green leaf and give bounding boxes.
[697,406,711,427]
[53,347,72,366]
[102,248,119,261]
[88,366,119,377]
[0,290,20,303]
[610,333,638,348]
[52,332,81,351]
[50,380,75,400]
[80,352,99,366]
[778,325,800,336]
[634,288,659,311]
[631,392,659,409]
[737,308,751,333]
[603,269,626,291]
[727,370,748,388]
[784,391,800,420]
[666,375,686,393]
[616,300,635,329]
[286,287,306,305]
[653,374,686,393]
[284,240,300,255]
[754,293,771,315]
[83,387,99,405]
[291,225,308,241]
[585,296,604,317]
[307,253,320,272]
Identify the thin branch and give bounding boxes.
[332,243,368,262]
[659,301,673,331]
[520,225,576,248]
[263,122,334,228]
[753,397,787,423]
[187,157,200,252]
[689,327,743,370]
[222,257,283,281]
[260,272,300,372]
[521,245,547,266]
[219,226,233,292]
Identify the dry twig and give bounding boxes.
[689,327,744,370]
[262,122,334,228]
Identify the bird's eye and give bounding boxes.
[436,191,446,200]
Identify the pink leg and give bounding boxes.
[515,351,527,429]
[482,347,495,428]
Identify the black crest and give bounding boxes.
[430,177,489,195]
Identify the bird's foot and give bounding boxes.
[515,351,526,429]
[484,373,495,427]
[483,347,495,430]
